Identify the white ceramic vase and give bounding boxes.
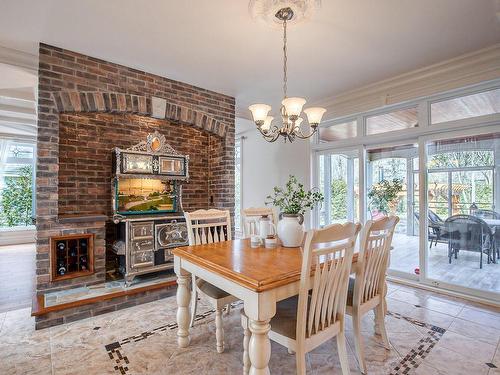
[277,214,304,247]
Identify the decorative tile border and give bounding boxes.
[387,311,446,375]
[105,307,218,374]
[104,308,446,374]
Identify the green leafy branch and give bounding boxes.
[266,175,324,215]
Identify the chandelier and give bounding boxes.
[248,7,326,143]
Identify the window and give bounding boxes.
[319,120,357,142]
[318,151,359,226]
[0,139,36,228]
[366,107,418,135]
[234,138,242,231]
[431,88,500,124]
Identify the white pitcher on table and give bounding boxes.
[249,215,276,242]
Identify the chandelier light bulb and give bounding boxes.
[262,116,274,131]
[303,107,327,126]
[281,97,307,118]
[248,104,272,124]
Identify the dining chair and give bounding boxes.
[241,222,362,375]
[241,207,277,238]
[184,209,238,353]
[346,216,399,374]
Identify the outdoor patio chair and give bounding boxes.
[444,215,494,269]
[415,210,449,248]
[473,210,500,260]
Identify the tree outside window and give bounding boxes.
[0,140,36,228]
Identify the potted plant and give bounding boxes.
[266,175,324,247]
[368,178,403,217]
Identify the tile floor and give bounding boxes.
[0,243,35,313]
[0,281,499,374]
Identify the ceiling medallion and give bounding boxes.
[249,0,321,27]
[248,1,326,143]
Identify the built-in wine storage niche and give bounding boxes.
[50,234,94,281]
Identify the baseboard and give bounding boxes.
[0,227,35,246]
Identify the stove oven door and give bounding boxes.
[155,221,189,263]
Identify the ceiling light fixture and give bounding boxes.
[248,6,326,143]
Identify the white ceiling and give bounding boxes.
[0,0,499,122]
[0,63,37,137]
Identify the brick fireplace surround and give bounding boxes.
[34,43,235,328]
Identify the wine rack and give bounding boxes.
[50,234,94,281]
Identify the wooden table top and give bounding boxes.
[172,239,359,292]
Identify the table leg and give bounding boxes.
[248,318,271,375]
[176,272,192,348]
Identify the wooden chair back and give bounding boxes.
[353,216,399,306]
[184,209,232,245]
[297,222,362,340]
[241,207,276,238]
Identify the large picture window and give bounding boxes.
[0,139,36,228]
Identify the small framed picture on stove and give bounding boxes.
[159,156,185,176]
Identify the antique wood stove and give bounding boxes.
[111,131,189,285]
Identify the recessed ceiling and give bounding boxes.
[0,0,499,120]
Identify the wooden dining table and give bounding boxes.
[172,239,365,375]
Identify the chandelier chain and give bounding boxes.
[283,18,287,98]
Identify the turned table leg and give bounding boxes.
[176,272,192,348]
[248,319,271,375]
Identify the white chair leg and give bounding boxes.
[242,316,250,375]
[215,308,225,353]
[295,350,307,375]
[225,303,232,316]
[352,312,367,374]
[337,330,351,375]
[375,304,390,349]
[189,278,198,328]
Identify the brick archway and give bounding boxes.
[51,91,228,137]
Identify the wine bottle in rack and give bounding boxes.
[57,241,66,257]
[58,260,66,276]
[80,255,88,270]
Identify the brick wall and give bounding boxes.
[36,43,235,294]
[58,112,220,216]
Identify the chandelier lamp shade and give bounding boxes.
[248,7,326,143]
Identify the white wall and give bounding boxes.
[237,118,312,227]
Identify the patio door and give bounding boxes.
[365,143,420,278]
[423,131,500,298]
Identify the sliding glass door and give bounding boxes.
[424,132,499,296]
[366,143,420,277]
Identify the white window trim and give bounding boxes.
[234,136,245,234]
[313,78,500,152]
